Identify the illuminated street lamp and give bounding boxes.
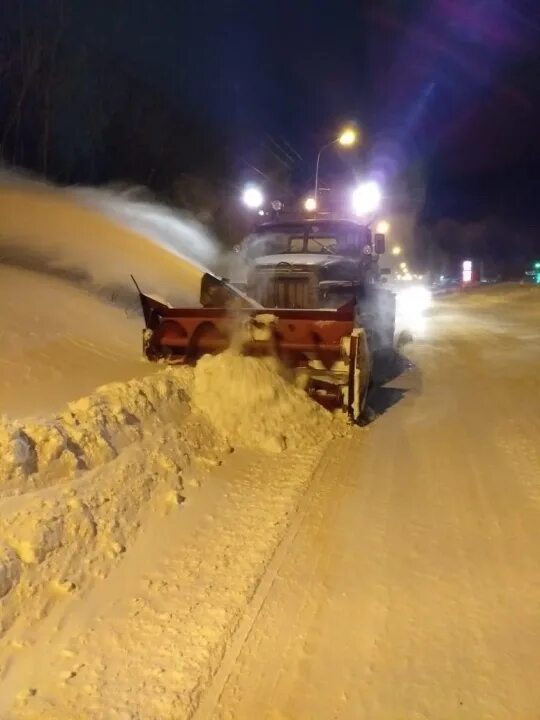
[376,220,390,234]
[241,185,264,210]
[351,180,381,217]
[304,196,317,212]
[391,245,402,256]
[314,127,358,205]
[337,128,357,146]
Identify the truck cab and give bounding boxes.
[236,216,395,352]
[239,217,386,310]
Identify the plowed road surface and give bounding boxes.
[198,286,540,720]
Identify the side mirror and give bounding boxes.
[374,233,385,255]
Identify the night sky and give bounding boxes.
[2,0,540,227]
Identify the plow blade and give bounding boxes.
[136,289,369,421]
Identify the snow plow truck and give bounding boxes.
[135,216,396,423]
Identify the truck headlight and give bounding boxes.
[397,285,432,314]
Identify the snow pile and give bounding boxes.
[193,350,349,452]
[0,367,197,493]
[0,352,343,650]
[0,348,345,629]
[0,366,226,635]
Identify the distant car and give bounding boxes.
[431,277,460,293]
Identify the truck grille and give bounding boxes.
[257,274,313,308]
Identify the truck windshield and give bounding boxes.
[245,225,359,258]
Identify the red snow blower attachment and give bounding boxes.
[133,273,370,421]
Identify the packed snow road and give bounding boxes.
[1,284,539,719]
[196,284,540,720]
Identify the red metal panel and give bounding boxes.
[139,292,355,370]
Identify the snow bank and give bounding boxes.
[0,265,154,419]
[193,350,349,452]
[0,366,226,635]
[0,367,194,493]
[0,350,343,638]
[0,422,220,634]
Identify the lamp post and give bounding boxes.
[314,128,357,206]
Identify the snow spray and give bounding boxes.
[0,170,221,309]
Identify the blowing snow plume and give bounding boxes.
[0,172,220,308]
[0,173,220,418]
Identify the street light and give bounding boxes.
[314,127,358,205]
[338,128,357,146]
[241,185,264,209]
[391,245,402,256]
[304,196,317,212]
[376,220,390,234]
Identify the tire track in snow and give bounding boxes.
[192,446,344,719]
[3,444,328,719]
[197,436,397,720]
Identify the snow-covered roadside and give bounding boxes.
[2,444,329,719]
[0,366,225,634]
[0,265,155,419]
[0,349,349,718]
